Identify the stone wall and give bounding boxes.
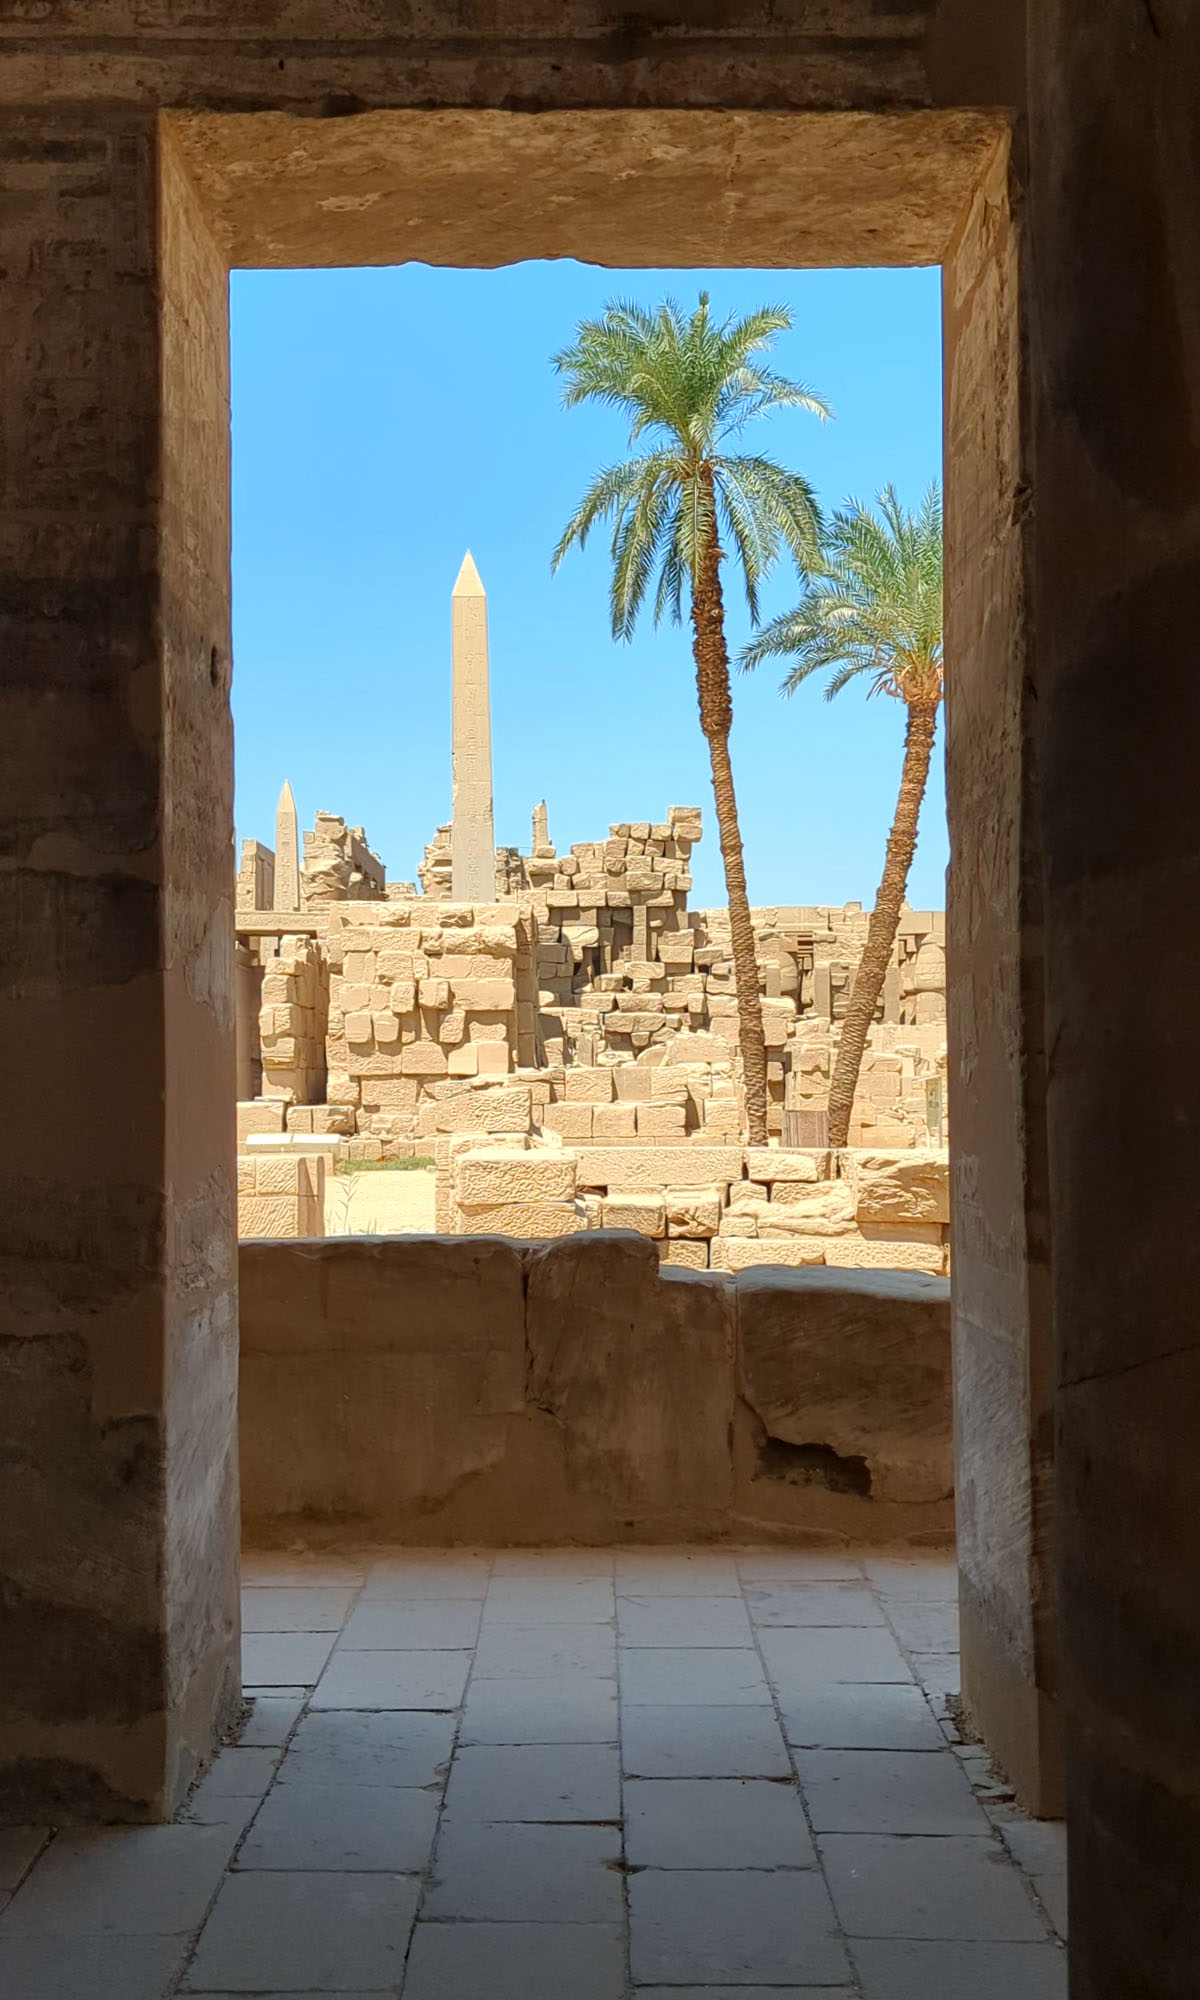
[436,1137,950,1275]
[258,934,328,1104]
[239,1234,953,1544]
[302,813,386,904]
[236,808,947,1153]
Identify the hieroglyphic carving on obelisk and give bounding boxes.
[450,552,496,902]
[274,779,301,911]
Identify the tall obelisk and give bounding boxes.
[450,551,496,901]
[274,779,300,911]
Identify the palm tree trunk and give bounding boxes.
[826,698,940,1151]
[691,475,769,1147]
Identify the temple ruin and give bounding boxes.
[235,556,949,1266]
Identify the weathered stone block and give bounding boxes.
[239,1237,527,1521]
[453,978,516,1011]
[545,1102,594,1139]
[577,1145,742,1192]
[744,1146,825,1183]
[711,1236,826,1271]
[636,1102,686,1137]
[455,1147,577,1207]
[658,1239,709,1269]
[824,1229,945,1275]
[237,1099,287,1141]
[401,1043,449,1075]
[758,1185,857,1236]
[665,1187,723,1238]
[848,1148,951,1225]
[564,1066,614,1103]
[736,1266,952,1502]
[592,1101,638,1139]
[524,1235,733,1524]
[602,1192,667,1238]
[458,1201,587,1238]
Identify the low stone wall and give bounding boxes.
[439,1139,950,1274]
[239,1234,952,1544]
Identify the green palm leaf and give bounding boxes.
[739,483,943,706]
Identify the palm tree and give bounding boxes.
[741,484,943,1151]
[551,295,829,1145]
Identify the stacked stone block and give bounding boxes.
[236,838,275,912]
[258,935,328,1104]
[323,901,539,1150]
[237,1150,325,1239]
[435,1135,949,1274]
[302,812,386,903]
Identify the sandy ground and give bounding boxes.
[324,1166,437,1236]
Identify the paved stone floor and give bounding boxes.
[0,1547,1068,1998]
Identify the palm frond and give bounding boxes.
[739,484,944,706]
[552,291,831,643]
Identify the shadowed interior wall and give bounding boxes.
[943,135,1059,1813]
[0,113,239,1821]
[1028,3,1200,1993]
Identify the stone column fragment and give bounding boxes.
[450,552,495,902]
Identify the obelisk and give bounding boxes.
[450,551,496,901]
[274,779,301,912]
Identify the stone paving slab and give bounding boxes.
[759,1623,912,1688]
[0,1933,191,2000]
[238,1779,440,1871]
[819,1832,1049,1939]
[618,1593,754,1647]
[460,1673,621,1744]
[851,1936,1069,1999]
[619,1645,772,1706]
[404,1919,627,1999]
[243,1631,338,1687]
[238,1693,307,1746]
[241,1587,358,1632]
[482,1577,615,1623]
[182,1870,419,1992]
[423,1816,623,1921]
[0,1831,48,1894]
[0,1824,238,1937]
[796,1748,991,1836]
[337,1598,483,1649]
[779,1680,947,1751]
[744,1581,887,1627]
[444,1742,621,1822]
[629,1868,852,1986]
[620,1703,793,1778]
[472,1621,617,1678]
[624,1777,818,1870]
[310,1648,472,1709]
[3,1546,1066,1999]
[275,1708,455,1789]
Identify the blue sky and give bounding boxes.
[232,261,944,910]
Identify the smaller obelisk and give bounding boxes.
[274,779,301,912]
[532,800,550,852]
[450,552,496,902]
